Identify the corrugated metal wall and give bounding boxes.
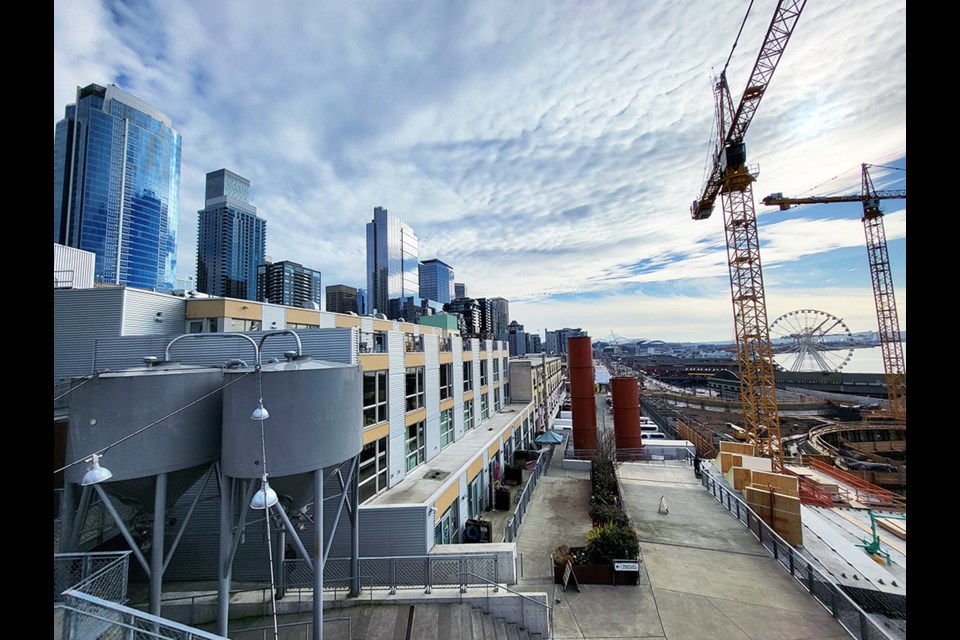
[452,336,465,439]
[424,333,440,460]
[55,288,126,381]
[120,289,187,337]
[54,243,96,288]
[387,331,407,488]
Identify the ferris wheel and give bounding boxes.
[768,309,855,373]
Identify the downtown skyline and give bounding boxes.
[54,0,906,343]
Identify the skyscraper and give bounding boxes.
[326,284,359,314]
[54,83,182,291]
[366,206,419,316]
[454,282,467,299]
[196,169,266,300]
[419,258,455,303]
[257,260,321,308]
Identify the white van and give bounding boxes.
[641,433,667,440]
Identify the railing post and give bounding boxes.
[425,557,432,594]
[493,557,499,592]
[390,558,397,595]
[460,558,467,593]
[807,562,815,596]
[789,549,795,577]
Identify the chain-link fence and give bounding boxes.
[699,468,899,640]
[54,552,131,604]
[283,552,500,596]
[58,591,228,640]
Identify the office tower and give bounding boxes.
[326,284,359,314]
[454,282,467,299]
[257,260,321,308]
[196,169,266,300]
[545,327,587,354]
[356,288,368,316]
[527,332,542,354]
[366,206,419,316]
[506,320,527,357]
[54,83,182,291]
[488,298,510,337]
[419,258,455,303]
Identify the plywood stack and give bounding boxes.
[720,442,803,547]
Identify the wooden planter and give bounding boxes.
[554,548,638,585]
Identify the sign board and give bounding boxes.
[614,561,640,572]
[613,558,640,585]
[561,559,581,592]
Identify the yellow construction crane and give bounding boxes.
[690,0,807,473]
[763,163,906,418]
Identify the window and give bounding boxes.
[434,500,460,546]
[463,362,473,392]
[493,358,500,382]
[406,420,426,471]
[494,386,501,412]
[405,367,425,412]
[440,408,454,449]
[514,423,522,450]
[480,360,488,387]
[468,474,484,519]
[229,318,262,332]
[188,320,203,334]
[480,394,489,421]
[363,370,388,426]
[440,363,453,401]
[463,400,475,432]
[359,437,388,503]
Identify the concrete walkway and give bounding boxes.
[511,459,850,640]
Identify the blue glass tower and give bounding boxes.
[419,258,455,303]
[196,169,266,300]
[366,206,419,316]
[54,84,182,291]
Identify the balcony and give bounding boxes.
[404,335,425,353]
[359,331,387,354]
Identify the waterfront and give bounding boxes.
[816,343,906,375]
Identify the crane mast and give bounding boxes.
[690,0,806,473]
[763,164,906,418]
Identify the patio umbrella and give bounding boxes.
[535,430,565,445]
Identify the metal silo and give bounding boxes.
[611,376,643,459]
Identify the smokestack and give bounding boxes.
[567,336,597,451]
[611,376,642,459]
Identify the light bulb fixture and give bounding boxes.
[251,476,279,510]
[251,402,270,421]
[80,453,113,486]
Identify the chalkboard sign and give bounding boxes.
[562,559,581,592]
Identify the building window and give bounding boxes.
[440,408,454,449]
[480,394,489,421]
[468,474,484,519]
[440,363,453,401]
[480,360,488,387]
[463,363,473,392]
[406,420,426,471]
[494,386,501,412]
[363,370,388,427]
[493,358,500,382]
[434,499,460,546]
[188,320,203,334]
[514,423,522,450]
[405,367,425,412]
[229,318,262,332]
[463,400,475,432]
[359,437,388,503]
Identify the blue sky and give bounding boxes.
[54,0,906,343]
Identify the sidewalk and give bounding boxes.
[511,458,850,640]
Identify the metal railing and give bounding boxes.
[502,440,555,542]
[282,553,500,595]
[460,571,552,639]
[699,467,898,640]
[226,617,352,640]
[54,551,131,605]
[57,590,227,640]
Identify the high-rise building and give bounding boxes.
[454,282,467,299]
[257,260,321,308]
[419,258,455,303]
[489,298,510,337]
[506,320,527,357]
[366,206,419,316]
[527,332,542,354]
[326,284,359,314]
[443,298,482,337]
[196,169,266,300]
[545,327,587,354]
[54,83,182,291]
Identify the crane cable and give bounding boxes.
[723,0,757,76]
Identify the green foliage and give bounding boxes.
[589,503,629,528]
[585,522,640,563]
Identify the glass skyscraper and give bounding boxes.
[419,258,455,303]
[366,206,419,316]
[54,84,182,291]
[196,169,266,300]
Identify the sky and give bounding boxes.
[53,0,906,344]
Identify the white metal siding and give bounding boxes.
[387,331,407,488]
[55,288,126,380]
[318,311,337,328]
[120,289,186,337]
[424,335,440,460]
[54,243,96,288]
[452,336,464,439]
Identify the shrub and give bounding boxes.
[585,522,640,563]
[590,503,630,528]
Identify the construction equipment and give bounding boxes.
[689,0,806,473]
[763,164,906,418]
[856,511,906,565]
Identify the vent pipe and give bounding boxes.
[611,376,642,459]
[567,336,597,452]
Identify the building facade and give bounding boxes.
[366,206,419,317]
[506,320,527,357]
[54,83,182,292]
[419,258,455,304]
[196,169,266,301]
[257,260,322,308]
[326,284,359,314]
[545,327,587,354]
[454,282,467,299]
[444,298,482,337]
